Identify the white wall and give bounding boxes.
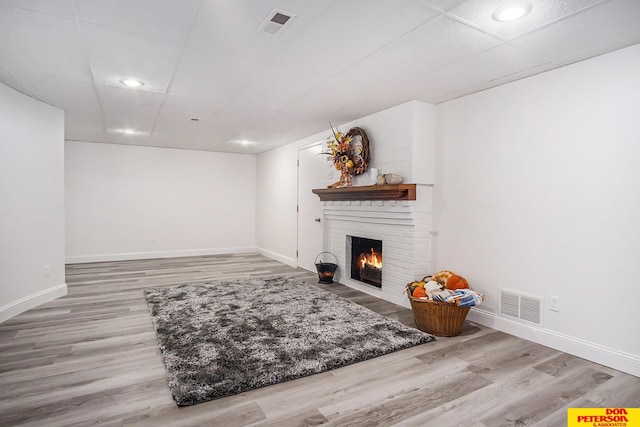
[66,141,256,262]
[435,44,640,375]
[255,100,436,267]
[0,83,66,323]
[255,145,299,266]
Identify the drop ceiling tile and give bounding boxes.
[221,98,280,125]
[278,122,331,146]
[153,108,242,149]
[139,137,190,150]
[76,0,201,43]
[184,140,226,151]
[208,141,258,154]
[450,0,605,40]
[220,143,269,155]
[193,111,248,143]
[239,141,283,154]
[249,110,318,135]
[0,69,27,94]
[223,64,322,111]
[269,0,440,77]
[10,72,107,143]
[151,96,225,146]
[168,45,258,100]
[399,43,554,101]
[188,0,329,61]
[0,6,92,82]
[411,0,468,12]
[511,0,640,65]
[430,61,559,103]
[105,132,155,146]
[333,90,415,122]
[0,0,74,19]
[198,100,281,141]
[338,16,502,88]
[17,72,102,114]
[279,76,370,118]
[185,121,243,150]
[148,127,202,149]
[154,95,224,131]
[65,111,107,142]
[186,110,329,153]
[97,85,164,135]
[223,129,280,150]
[83,24,183,94]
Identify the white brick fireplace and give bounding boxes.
[322,185,433,308]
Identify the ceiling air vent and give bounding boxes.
[259,9,296,34]
[499,289,543,326]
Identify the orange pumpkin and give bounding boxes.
[412,287,427,298]
[446,275,469,290]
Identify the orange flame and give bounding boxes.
[359,248,382,269]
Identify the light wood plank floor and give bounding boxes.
[1,254,638,426]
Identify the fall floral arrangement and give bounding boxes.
[323,124,370,188]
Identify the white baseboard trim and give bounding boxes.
[256,247,297,267]
[0,283,67,324]
[467,308,640,378]
[66,247,257,264]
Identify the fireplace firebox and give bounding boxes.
[350,236,383,288]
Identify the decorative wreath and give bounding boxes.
[324,126,370,176]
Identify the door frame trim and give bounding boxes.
[296,141,325,269]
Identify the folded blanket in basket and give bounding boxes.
[433,289,485,307]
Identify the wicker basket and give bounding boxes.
[406,280,470,337]
[409,298,470,336]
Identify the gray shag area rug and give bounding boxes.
[144,276,434,406]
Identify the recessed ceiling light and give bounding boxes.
[492,1,532,22]
[119,78,144,88]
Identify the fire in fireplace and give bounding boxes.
[350,236,383,288]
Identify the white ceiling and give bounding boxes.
[1,0,639,154]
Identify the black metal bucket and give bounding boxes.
[315,252,338,284]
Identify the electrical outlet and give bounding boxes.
[548,295,560,312]
[43,264,51,278]
[152,238,157,245]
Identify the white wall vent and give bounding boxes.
[259,9,296,34]
[499,289,543,326]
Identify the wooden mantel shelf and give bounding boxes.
[312,184,416,201]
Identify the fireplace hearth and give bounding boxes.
[350,236,383,288]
